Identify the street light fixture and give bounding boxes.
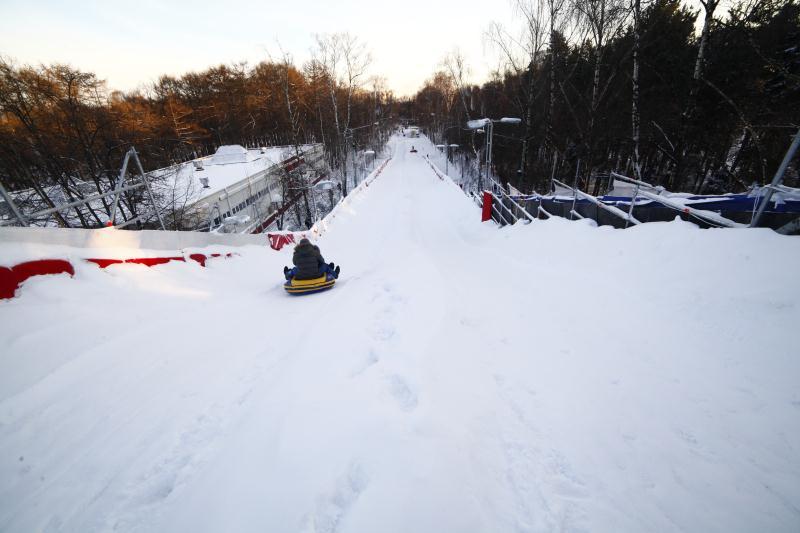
[467,118,490,129]
[290,178,341,227]
[314,179,339,215]
[363,150,376,171]
[344,121,381,188]
[466,117,522,190]
[313,180,337,191]
[436,143,460,176]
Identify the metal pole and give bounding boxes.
[486,121,494,183]
[554,178,642,225]
[310,185,318,223]
[0,180,29,226]
[208,203,221,231]
[131,148,166,230]
[750,128,800,228]
[477,147,483,192]
[109,148,133,224]
[224,188,233,217]
[246,174,260,223]
[626,182,640,229]
[549,152,558,194]
[570,159,581,220]
[0,183,146,226]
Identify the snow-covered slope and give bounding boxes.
[1,136,799,532]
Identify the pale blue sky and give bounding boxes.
[0,0,521,96]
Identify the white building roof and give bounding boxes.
[210,145,250,165]
[152,144,315,207]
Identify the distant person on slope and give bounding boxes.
[284,238,339,280]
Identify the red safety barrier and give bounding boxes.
[0,267,15,299]
[0,259,75,299]
[124,256,185,267]
[1,253,235,300]
[189,253,208,266]
[481,191,493,222]
[85,258,125,268]
[268,233,296,251]
[189,253,229,266]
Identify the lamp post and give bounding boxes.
[364,150,376,171]
[447,144,459,177]
[474,128,486,190]
[467,117,522,191]
[312,179,338,221]
[435,143,460,176]
[292,179,338,228]
[344,121,379,188]
[441,124,460,149]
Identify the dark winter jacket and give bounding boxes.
[292,238,325,280]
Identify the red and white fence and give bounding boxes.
[0,226,263,299]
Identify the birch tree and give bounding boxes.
[574,0,629,185]
[631,0,643,180]
[312,33,371,194]
[670,0,719,189]
[486,0,549,178]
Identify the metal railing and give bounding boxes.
[750,128,800,228]
[0,147,165,229]
[609,172,743,228]
[554,178,641,226]
[474,189,546,226]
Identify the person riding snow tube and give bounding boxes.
[283,238,340,295]
[410,145,417,153]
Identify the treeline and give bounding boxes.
[0,33,394,227]
[408,0,799,195]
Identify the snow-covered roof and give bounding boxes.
[152,145,315,206]
[210,145,249,165]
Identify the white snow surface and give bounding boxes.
[1,135,800,533]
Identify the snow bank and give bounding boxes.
[0,226,265,266]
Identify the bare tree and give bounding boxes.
[670,0,720,189]
[575,0,630,183]
[442,49,473,121]
[546,0,572,149]
[486,0,550,177]
[276,48,313,225]
[631,0,642,180]
[313,33,372,194]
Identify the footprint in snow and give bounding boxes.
[546,450,590,501]
[370,323,396,341]
[350,348,380,377]
[676,429,699,446]
[305,462,368,533]
[387,375,418,412]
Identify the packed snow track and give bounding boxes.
[1,136,799,532]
